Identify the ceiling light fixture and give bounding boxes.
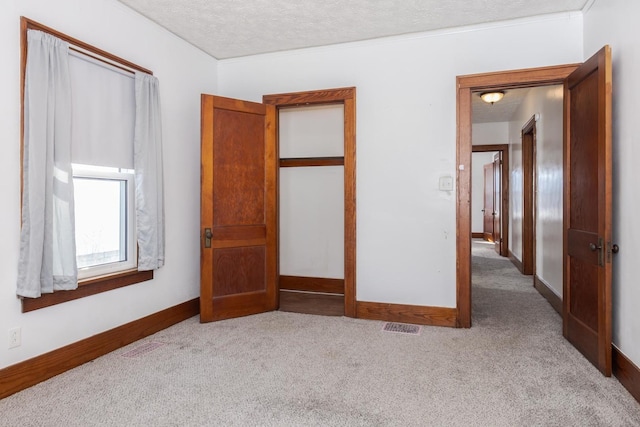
[480,91,505,105]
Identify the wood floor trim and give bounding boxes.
[0,298,199,400]
[471,232,484,239]
[279,275,345,294]
[508,250,526,275]
[613,346,640,404]
[533,275,562,315]
[356,301,458,327]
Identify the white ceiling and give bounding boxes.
[472,88,531,124]
[116,0,588,123]
[117,0,590,60]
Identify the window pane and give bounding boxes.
[74,178,126,269]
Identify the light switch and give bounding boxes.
[439,176,454,191]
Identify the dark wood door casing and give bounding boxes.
[493,152,502,255]
[263,87,357,317]
[459,65,580,328]
[483,163,495,242]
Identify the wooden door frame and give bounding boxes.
[473,144,509,257]
[263,87,357,317]
[521,116,537,275]
[456,64,579,327]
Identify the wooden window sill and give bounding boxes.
[21,269,153,313]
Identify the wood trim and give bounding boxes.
[508,250,526,274]
[457,64,579,327]
[280,157,344,167]
[613,346,640,404]
[533,275,562,315]
[263,87,357,318]
[21,270,153,312]
[356,301,458,327]
[279,276,344,294]
[471,232,484,238]
[522,117,537,275]
[263,87,355,106]
[456,84,473,328]
[457,64,580,90]
[21,17,152,74]
[279,291,344,316]
[473,144,510,257]
[1,298,199,400]
[343,96,357,318]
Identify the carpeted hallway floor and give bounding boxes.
[1,240,639,426]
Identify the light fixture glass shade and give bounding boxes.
[480,91,505,104]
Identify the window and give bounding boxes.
[20,17,159,312]
[73,165,137,279]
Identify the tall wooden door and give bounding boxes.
[200,95,277,322]
[483,163,494,241]
[563,46,612,375]
[493,153,502,255]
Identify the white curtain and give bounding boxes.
[17,30,77,298]
[134,73,165,270]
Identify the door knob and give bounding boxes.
[589,242,602,251]
[612,244,619,254]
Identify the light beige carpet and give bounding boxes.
[1,240,639,426]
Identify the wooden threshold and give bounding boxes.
[533,275,562,315]
[613,346,640,405]
[279,291,344,316]
[356,301,458,327]
[0,298,199,399]
[280,157,344,167]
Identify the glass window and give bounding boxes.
[73,165,136,279]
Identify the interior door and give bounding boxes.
[493,152,502,254]
[200,94,277,322]
[563,46,612,375]
[483,163,494,241]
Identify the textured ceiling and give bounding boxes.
[117,0,590,60]
[472,88,531,124]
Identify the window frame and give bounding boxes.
[20,17,154,313]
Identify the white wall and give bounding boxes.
[508,86,564,296]
[279,105,345,279]
[218,13,583,307]
[471,151,498,234]
[584,0,640,370]
[0,0,217,369]
[472,122,509,146]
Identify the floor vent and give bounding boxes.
[121,341,165,358]
[382,322,422,335]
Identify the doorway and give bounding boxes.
[263,87,357,317]
[472,144,509,258]
[455,64,578,328]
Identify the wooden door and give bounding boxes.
[200,95,277,322]
[493,153,502,254]
[483,163,494,241]
[563,46,612,375]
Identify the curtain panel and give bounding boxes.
[17,30,78,298]
[134,73,165,270]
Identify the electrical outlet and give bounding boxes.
[8,327,21,349]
